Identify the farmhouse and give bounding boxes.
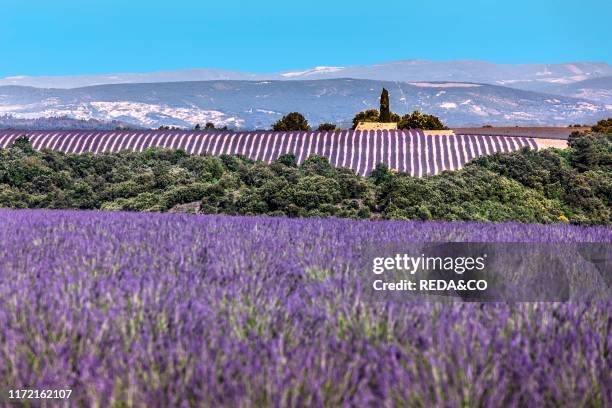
[355,122,398,131]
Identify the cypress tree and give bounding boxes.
[379,88,391,122]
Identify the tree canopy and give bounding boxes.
[317,123,338,131]
[592,118,612,134]
[397,111,447,130]
[568,130,612,172]
[272,112,311,131]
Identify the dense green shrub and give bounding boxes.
[316,123,338,131]
[591,118,612,134]
[0,133,609,224]
[397,111,448,130]
[272,112,311,131]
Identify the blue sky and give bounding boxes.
[1,0,610,77]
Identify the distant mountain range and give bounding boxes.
[536,76,612,104]
[3,60,612,96]
[0,60,611,128]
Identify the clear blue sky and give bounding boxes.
[1,0,610,77]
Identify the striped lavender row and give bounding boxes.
[0,130,537,177]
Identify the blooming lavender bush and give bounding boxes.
[0,209,610,407]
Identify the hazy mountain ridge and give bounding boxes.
[3,60,611,97]
[1,78,610,128]
[3,60,610,128]
[537,76,612,104]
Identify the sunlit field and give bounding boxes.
[0,210,610,406]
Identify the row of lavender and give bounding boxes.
[0,209,609,406]
[0,130,538,176]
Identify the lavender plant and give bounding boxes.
[0,209,609,407]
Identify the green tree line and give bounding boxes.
[0,132,609,224]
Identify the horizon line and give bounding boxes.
[3,58,612,80]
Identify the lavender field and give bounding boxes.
[0,129,539,176]
[0,209,610,407]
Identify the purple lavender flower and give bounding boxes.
[0,209,609,407]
